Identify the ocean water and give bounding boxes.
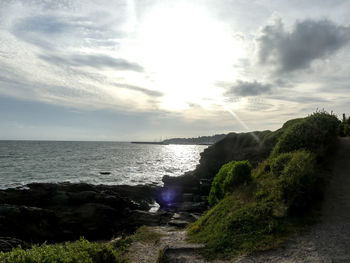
[0,141,207,189]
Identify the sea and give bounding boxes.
[0,141,207,189]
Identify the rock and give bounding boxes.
[0,182,161,243]
[0,237,30,252]
[168,212,200,228]
[127,210,173,231]
[161,202,207,213]
[162,172,199,193]
[157,172,201,209]
[177,202,208,212]
[168,220,189,228]
[193,131,278,183]
[183,193,193,202]
[0,204,61,242]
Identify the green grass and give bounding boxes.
[0,226,161,263]
[131,226,162,244]
[187,111,339,260]
[0,238,129,263]
[208,160,252,207]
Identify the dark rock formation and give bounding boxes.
[157,130,282,208]
[0,237,29,252]
[193,130,279,181]
[0,182,160,244]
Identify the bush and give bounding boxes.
[272,111,339,157]
[270,152,293,177]
[188,112,338,259]
[278,150,317,213]
[208,161,252,207]
[188,150,318,259]
[0,238,129,263]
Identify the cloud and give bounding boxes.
[11,14,123,50]
[114,83,163,97]
[39,54,143,71]
[226,80,273,97]
[258,19,350,73]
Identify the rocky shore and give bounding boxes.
[0,130,277,253]
[0,180,208,252]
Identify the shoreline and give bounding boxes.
[0,179,207,249]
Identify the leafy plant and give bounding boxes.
[0,238,129,263]
[208,160,252,207]
[271,111,339,157]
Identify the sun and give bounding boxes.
[123,2,245,111]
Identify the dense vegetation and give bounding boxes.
[339,114,350,137]
[187,111,340,259]
[0,226,162,263]
[0,238,130,263]
[208,160,252,207]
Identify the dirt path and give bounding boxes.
[234,137,350,263]
[126,226,222,263]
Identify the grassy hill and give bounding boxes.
[187,111,340,260]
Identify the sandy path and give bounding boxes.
[234,137,350,263]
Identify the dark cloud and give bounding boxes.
[39,54,143,71]
[258,19,350,73]
[226,80,272,97]
[115,83,163,97]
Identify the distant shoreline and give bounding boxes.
[130,141,169,145]
[131,141,213,145]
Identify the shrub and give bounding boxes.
[278,150,317,213]
[270,152,293,177]
[208,161,252,207]
[223,161,252,193]
[256,150,318,213]
[188,150,319,259]
[188,112,338,260]
[0,238,129,263]
[271,111,339,157]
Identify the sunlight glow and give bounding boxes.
[122,2,246,111]
[221,101,261,143]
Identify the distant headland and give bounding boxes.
[131,133,226,145]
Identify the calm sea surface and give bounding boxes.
[0,141,207,189]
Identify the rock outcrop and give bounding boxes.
[0,182,160,244]
[156,130,281,210]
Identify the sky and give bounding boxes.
[1,0,350,141]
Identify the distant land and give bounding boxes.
[162,134,226,145]
[131,134,226,145]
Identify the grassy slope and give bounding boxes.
[187,112,340,260]
[0,226,162,263]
